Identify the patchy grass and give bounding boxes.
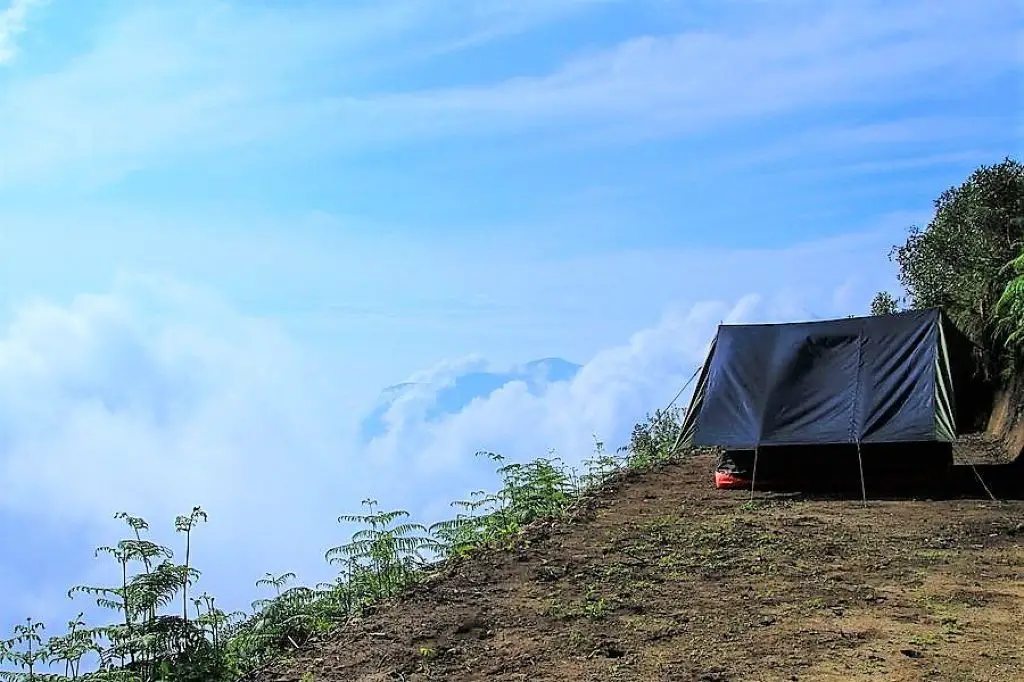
[262,454,1024,681]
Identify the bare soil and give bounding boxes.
[261,448,1024,682]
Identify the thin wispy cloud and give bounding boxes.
[0,0,1018,187]
[0,0,628,185]
[344,2,1018,144]
[0,0,45,64]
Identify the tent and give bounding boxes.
[678,308,979,492]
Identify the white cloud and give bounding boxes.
[0,275,363,553]
[0,0,45,65]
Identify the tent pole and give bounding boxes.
[856,441,867,507]
[750,446,760,500]
[970,463,999,503]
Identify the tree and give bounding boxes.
[870,291,899,316]
[890,156,1024,373]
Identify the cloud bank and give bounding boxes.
[0,256,862,632]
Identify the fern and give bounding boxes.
[0,618,49,681]
[174,508,208,627]
[995,250,1024,359]
[327,500,440,604]
[2,410,692,681]
[41,613,100,681]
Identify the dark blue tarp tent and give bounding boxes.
[678,309,978,489]
[679,309,974,449]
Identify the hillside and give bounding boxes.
[258,450,1024,682]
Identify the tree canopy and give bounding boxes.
[870,291,899,316]
[886,157,1024,375]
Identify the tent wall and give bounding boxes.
[678,334,716,448]
[934,316,957,442]
[681,309,962,450]
[938,312,989,432]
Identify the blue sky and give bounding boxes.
[0,0,1021,645]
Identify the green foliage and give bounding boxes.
[620,407,685,469]
[430,450,576,559]
[890,157,1024,372]
[0,411,688,682]
[174,508,207,628]
[0,618,49,682]
[994,250,1024,361]
[62,507,226,682]
[327,499,440,605]
[870,291,899,316]
[43,614,98,681]
[224,572,329,672]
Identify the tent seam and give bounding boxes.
[851,320,865,444]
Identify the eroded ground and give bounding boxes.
[261,454,1024,682]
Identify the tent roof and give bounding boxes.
[680,308,971,449]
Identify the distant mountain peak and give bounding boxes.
[359,357,581,443]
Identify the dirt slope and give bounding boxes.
[261,454,1024,682]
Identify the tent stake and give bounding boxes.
[750,446,760,500]
[856,442,867,507]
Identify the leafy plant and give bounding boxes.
[994,250,1024,359]
[870,291,900,316]
[175,508,207,626]
[55,509,222,682]
[43,613,101,681]
[620,407,685,469]
[326,500,440,612]
[0,617,49,682]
